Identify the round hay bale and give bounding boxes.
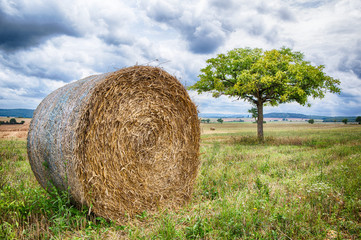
[27,66,200,222]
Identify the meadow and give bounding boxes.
[0,122,360,239]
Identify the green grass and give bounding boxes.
[1,123,361,239]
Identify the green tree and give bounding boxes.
[248,107,258,122]
[217,118,224,124]
[206,119,210,124]
[9,118,17,124]
[356,116,361,124]
[308,119,314,124]
[189,47,341,140]
[342,118,348,124]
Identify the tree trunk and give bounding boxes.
[257,101,264,141]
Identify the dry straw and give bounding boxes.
[27,66,200,222]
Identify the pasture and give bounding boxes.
[1,122,360,239]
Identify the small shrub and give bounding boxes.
[355,116,361,124]
[9,118,17,124]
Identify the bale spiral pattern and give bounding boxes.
[27,66,200,222]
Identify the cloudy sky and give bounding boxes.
[0,0,360,116]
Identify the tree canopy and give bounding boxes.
[189,47,341,140]
[356,116,361,124]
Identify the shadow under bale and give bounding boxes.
[27,66,200,223]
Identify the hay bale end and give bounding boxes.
[27,66,200,222]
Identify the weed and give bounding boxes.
[185,217,209,239]
[155,214,180,240]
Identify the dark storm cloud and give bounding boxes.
[338,47,361,79]
[347,58,361,79]
[247,21,265,36]
[340,106,361,116]
[245,4,292,43]
[209,0,237,10]
[25,67,74,82]
[338,93,359,104]
[0,78,48,99]
[264,27,279,44]
[245,18,280,44]
[184,23,226,54]
[145,2,181,22]
[145,2,226,54]
[295,0,332,9]
[277,7,295,21]
[256,3,295,22]
[340,92,359,98]
[1,55,74,82]
[0,80,20,90]
[0,7,78,51]
[188,34,224,54]
[19,89,48,99]
[182,25,226,54]
[99,33,133,46]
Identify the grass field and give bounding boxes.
[1,123,360,239]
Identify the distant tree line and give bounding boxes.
[0,118,25,125]
[356,116,361,124]
[323,116,360,123]
[200,119,211,123]
[198,116,361,125]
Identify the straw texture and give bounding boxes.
[27,66,200,222]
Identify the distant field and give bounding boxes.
[201,121,347,135]
[1,122,360,239]
[0,117,31,140]
[203,118,313,123]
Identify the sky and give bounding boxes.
[0,0,360,116]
